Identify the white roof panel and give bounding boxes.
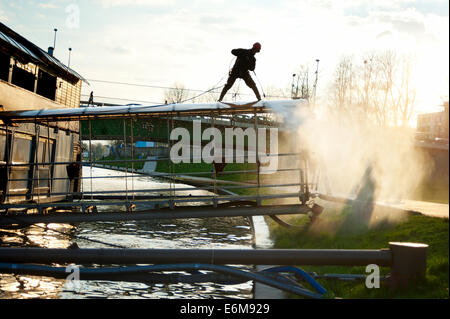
[0,99,309,123]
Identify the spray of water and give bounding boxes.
[270,100,430,232]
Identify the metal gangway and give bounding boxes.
[0,100,428,298]
[0,100,322,223]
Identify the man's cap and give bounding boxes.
[252,42,261,52]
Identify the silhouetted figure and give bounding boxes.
[88,91,94,106]
[218,42,262,102]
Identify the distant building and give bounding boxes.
[417,101,449,142]
[112,141,167,158]
[135,141,155,148]
[0,22,87,204]
[0,22,88,111]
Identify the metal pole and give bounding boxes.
[254,111,260,205]
[311,59,320,108]
[4,124,10,202]
[47,120,52,195]
[130,117,135,201]
[166,115,175,207]
[53,28,58,50]
[78,116,84,201]
[0,204,311,225]
[123,118,129,202]
[0,247,392,266]
[68,48,72,68]
[34,122,40,205]
[211,112,217,199]
[88,119,93,201]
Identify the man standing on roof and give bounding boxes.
[218,42,262,102]
[88,91,94,106]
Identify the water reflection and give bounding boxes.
[1,167,256,299]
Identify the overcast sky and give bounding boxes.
[1,0,448,116]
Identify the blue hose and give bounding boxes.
[0,262,324,299]
[262,266,327,295]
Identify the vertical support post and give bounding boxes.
[171,116,175,206]
[299,155,305,204]
[304,156,310,203]
[167,115,174,209]
[46,120,51,196]
[130,117,135,201]
[123,118,129,203]
[88,118,93,201]
[79,116,84,201]
[4,124,10,203]
[211,112,217,199]
[389,242,428,286]
[34,122,40,205]
[254,112,261,206]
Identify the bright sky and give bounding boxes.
[1,0,449,118]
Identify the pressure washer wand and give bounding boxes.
[253,71,266,99]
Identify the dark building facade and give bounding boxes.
[0,22,87,205]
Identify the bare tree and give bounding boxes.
[291,64,320,101]
[329,55,356,121]
[328,50,417,127]
[374,50,397,126]
[164,82,189,104]
[265,85,288,101]
[356,52,380,124]
[396,55,416,127]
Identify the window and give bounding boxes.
[0,51,9,82]
[12,62,35,92]
[12,136,32,164]
[0,133,6,163]
[33,137,55,192]
[9,135,33,198]
[37,69,57,100]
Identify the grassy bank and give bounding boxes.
[98,155,146,170]
[267,203,449,298]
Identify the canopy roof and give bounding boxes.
[0,100,308,124]
[0,22,88,84]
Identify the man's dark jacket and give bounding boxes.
[230,49,256,77]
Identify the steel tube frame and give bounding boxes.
[4,152,302,167]
[0,204,311,225]
[0,247,392,266]
[3,182,307,198]
[5,167,304,182]
[0,193,302,210]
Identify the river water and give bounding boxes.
[0,167,273,299]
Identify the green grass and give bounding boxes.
[267,205,449,299]
[99,155,145,170]
[155,161,259,195]
[155,161,256,175]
